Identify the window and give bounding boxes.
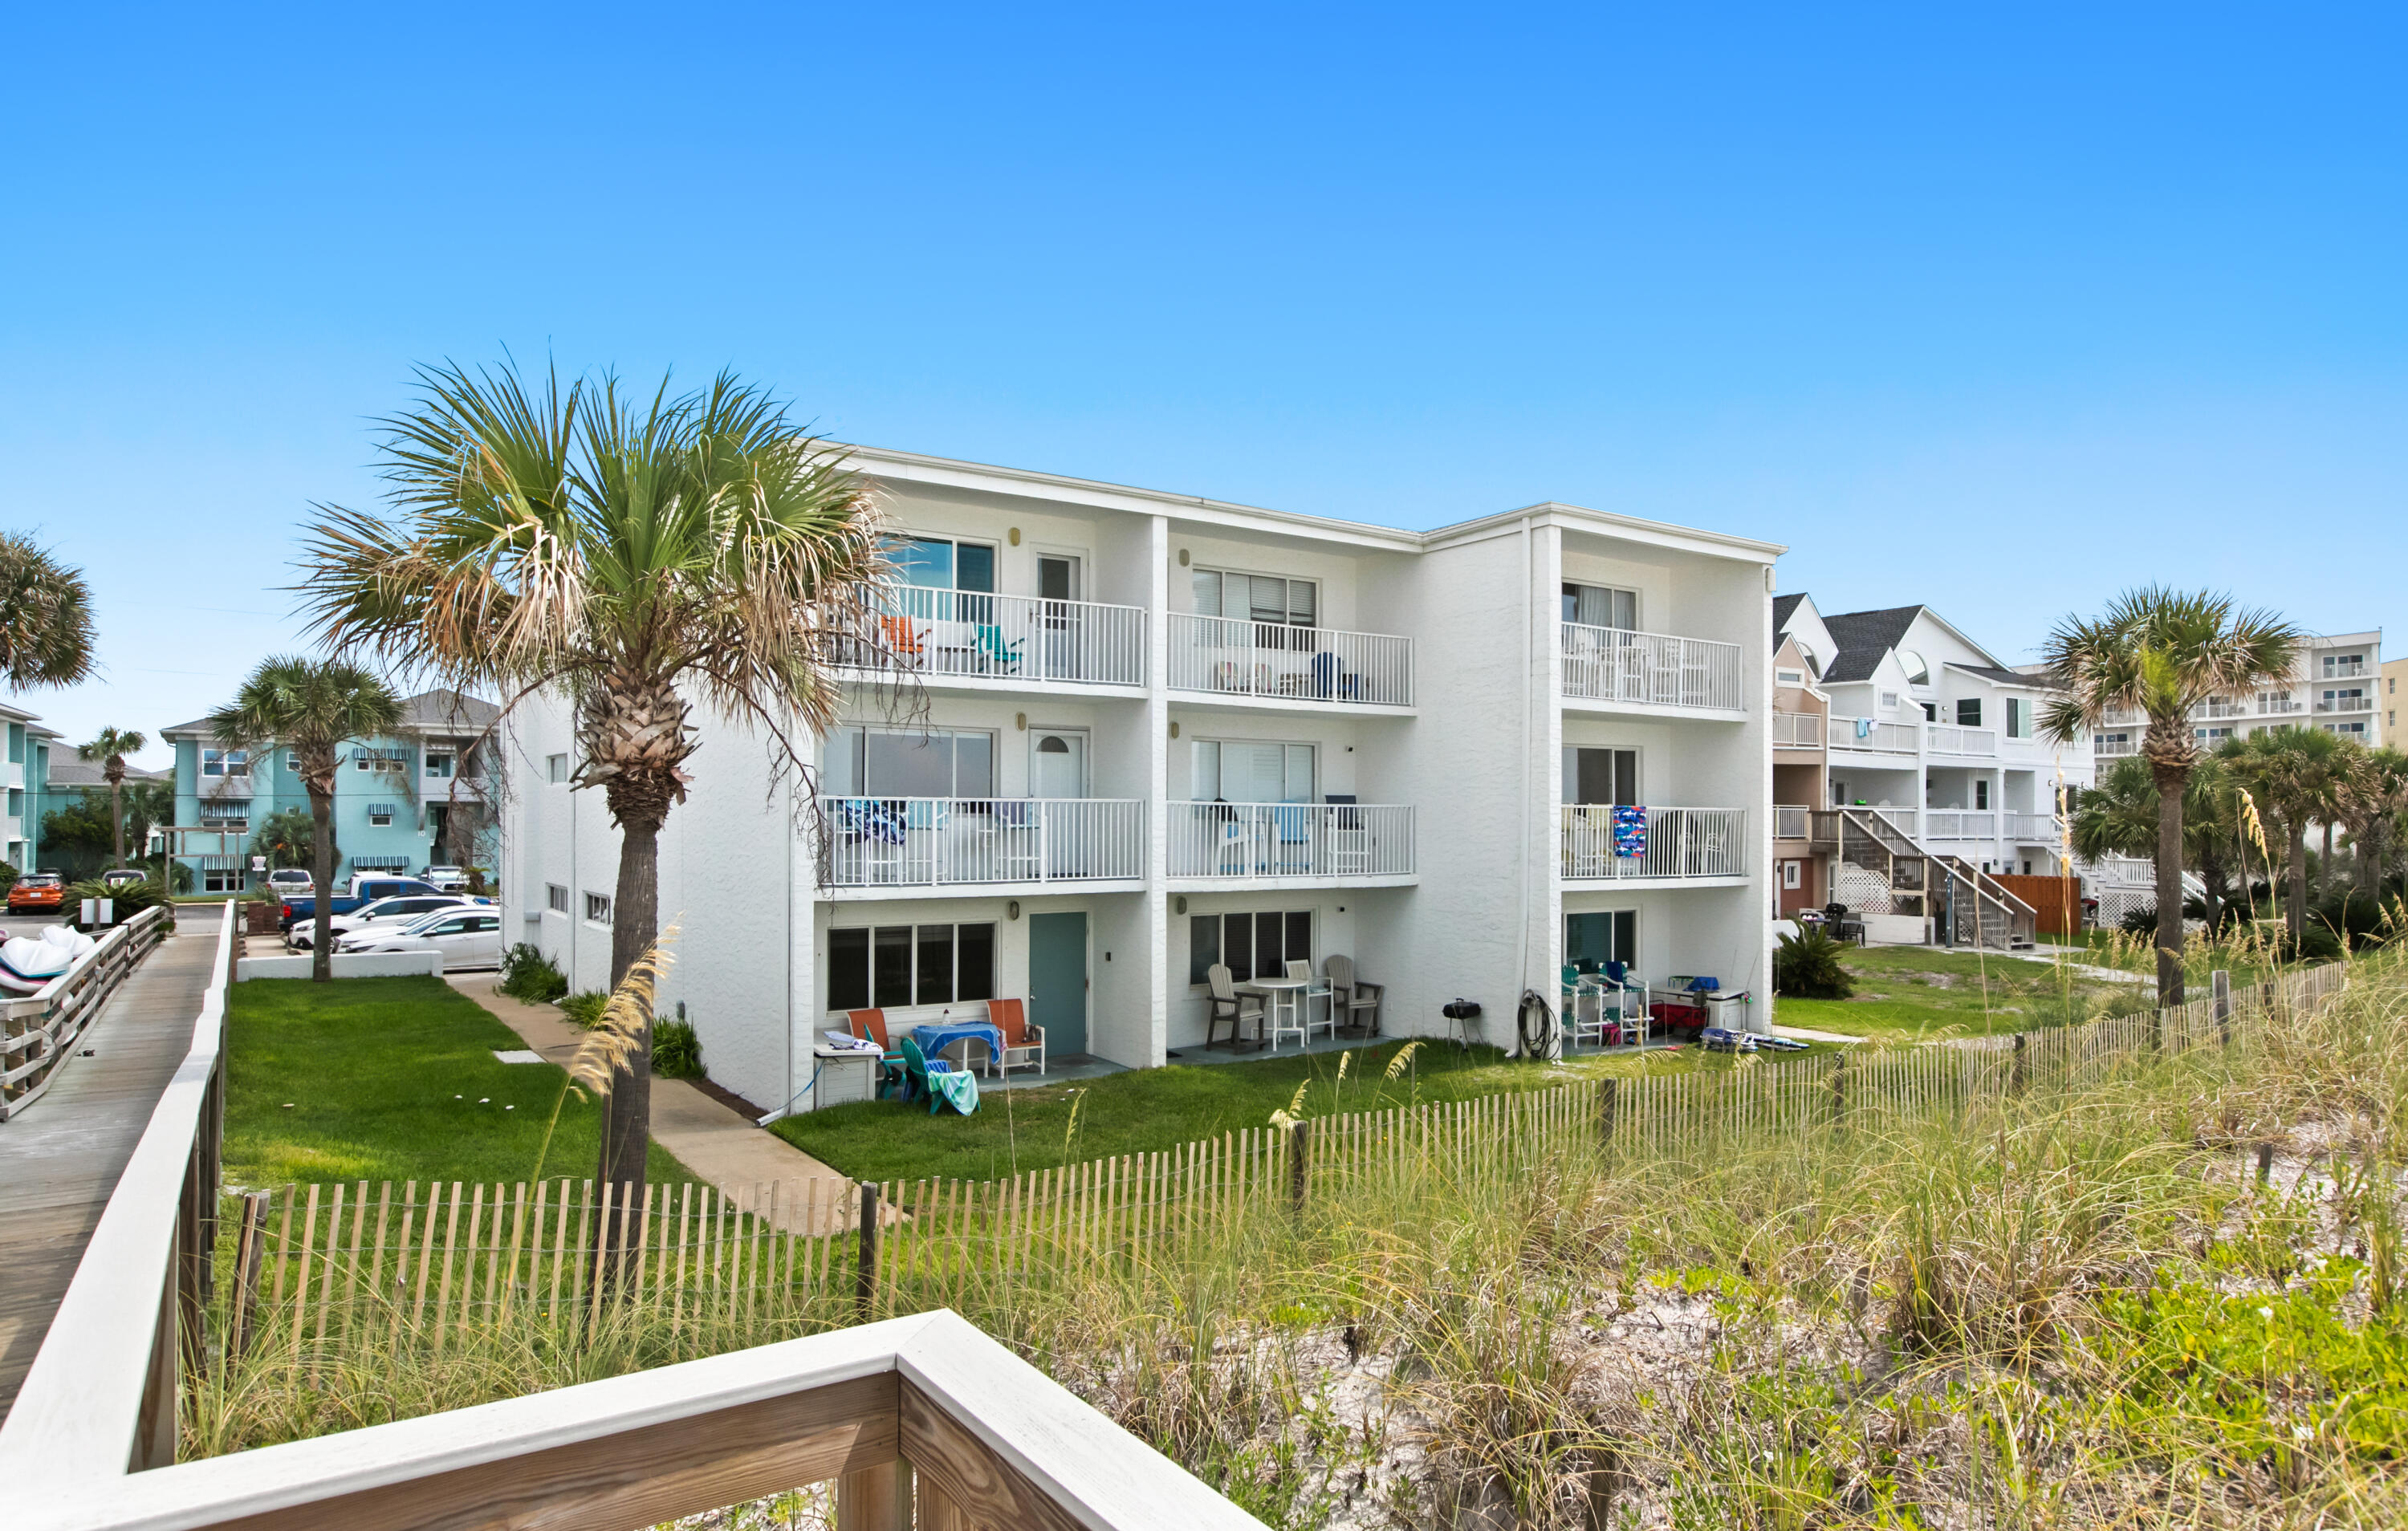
[202,749,249,778]
[368,803,396,827]
[1795,643,1819,679]
[2322,688,2367,711]
[1190,739,1314,802]
[1561,747,1638,805]
[1879,691,1900,712]
[1564,910,1637,970]
[1560,583,1637,630]
[828,923,997,1010]
[1921,702,1937,721]
[1780,861,1801,889]
[2324,653,2367,678]
[2004,698,2030,739]
[356,748,407,772]
[198,801,249,828]
[6,724,20,764]
[1956,698,1982,727]
[1896,649,1930,684]
[824,726,997,798]
[892,536,997,594]
[2324,721,2369,738]
[1974,780,1990,810]
[425,751,454,778]
[547,883,570,914]
[547,753,569,784]
[584,891,612,924]
[1775,668,1805,687]
[201,868,246,893]
[1187,910,1312,986]
[2194,726,2232,745]
[1193,568,1316,630]
[2095,732,2130,751]
[6,788,20,818]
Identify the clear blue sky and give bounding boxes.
[6,4,2402,768]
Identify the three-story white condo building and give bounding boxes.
[501,448,1780,1114]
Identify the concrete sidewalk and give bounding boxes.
[449,976,852,1234]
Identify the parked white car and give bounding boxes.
[266,868,313,896]
[337,907,504,970]
[420,865,470,892]
[287,893,490,951]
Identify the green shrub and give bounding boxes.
[2119,904,2160,935]
[66,876,168,927]
[1773,927,1854,999]
[498,942,568,1003]
[652,1015,703,1078]
[558,990,608,1029]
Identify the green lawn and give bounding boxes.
[771,1034,1836,1184]
[224,975,694,1189]
[1775,941,2149,1042]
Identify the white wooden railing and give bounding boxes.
[1,904,173,1119]
[1167,615,1413,706]
[1771,710,1824,748]
[1773,805,1813,841]
[1168,802,1414,879]
[844,586,1149,688]
[1923,810,1998,839]
[1828,716,1918,753]
[818,798,1145,887]
[1925,724,1997,756]
[2004,812,2060,841]
[1560,806,1747,879]
[1559,623,1744,711]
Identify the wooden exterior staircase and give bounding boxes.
[1812,808,2036,951]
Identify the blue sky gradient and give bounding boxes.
[5,4,2402,765]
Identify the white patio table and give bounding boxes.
[1236,974,1319,1048]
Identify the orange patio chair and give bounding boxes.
[986,997,1045,1079]
[847,1009,908,1097]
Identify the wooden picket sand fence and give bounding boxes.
[228,961,2351,1370]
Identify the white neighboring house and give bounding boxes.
[2084,627,2384,761]
[1772,597,2092,947]
[500,446,1782,1113]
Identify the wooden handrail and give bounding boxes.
[10,1310,1265,1531]
[0,903,236,1477]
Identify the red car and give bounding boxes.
[7,874,64,914]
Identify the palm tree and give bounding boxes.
[2338,747,2408,897]
[2219,726,2349,949]
[207,657,402,980]
[0,533,96,690]
[2042,587,2302,1002]
[2068,753,2244,932]
[76,728,147,869]
[120,778,174,870]
[294,359,885,1199]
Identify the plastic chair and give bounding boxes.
[986,997,1045,1079]
[879,614,925,661]
[898,1034,950,1113]
[1286,959,1333,1042]
[848,1009,909,1098]
[1206,963,1264,1050]
[974,623,1023,674]
[1324,954,1382,1035]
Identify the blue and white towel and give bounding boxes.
[1610,804,1649,858]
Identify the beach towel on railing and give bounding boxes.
[1610,804,1649,858]
[840,800,908,845]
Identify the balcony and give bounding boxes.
[1828,716,1918,753]
[1925,724,1996,756]
[842,587,1148,688]
[1774,804,1812,841]
[1560,805,1747,880]
[817,798,1145,889]
[1168,802,1413,881]
[1560,624,1744,713]
[1772,710,1824,749]
[1168,615,1412,707]
[2005,812,2060,842]
[2316,696,2373,713]
[1922,810,1997,839]
[2094,735,2138,757]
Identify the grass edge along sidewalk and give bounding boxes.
[201,958,2348,1433]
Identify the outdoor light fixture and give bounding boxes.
[1169,721,1180,738]
[1008,526,1022,545]
[1178,549,1190,566]
[1175,895,1187,915]
[1015,713,1027,730]
[1007,900,1021,920]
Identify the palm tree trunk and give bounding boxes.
[2322,821,2335,897]
[597,814,659,1207]
[2288,822,2309,949]
[309,785,336,983]
[2151,762,2187,1005]
[108,778,124,870]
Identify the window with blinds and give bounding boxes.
[824,727,998,798]
[1193,569,1316,629]
[1560,583,1637,630]
[1191,739,1315,802]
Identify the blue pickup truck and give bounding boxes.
[276,875,449,931]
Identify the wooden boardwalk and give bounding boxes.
[0,908,223,1423]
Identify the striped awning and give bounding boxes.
[196,855,242,871]
[349,855,410,871]
[368,803,399,817]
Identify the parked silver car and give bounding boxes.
[338,907,504,970]
[288,893,489,951]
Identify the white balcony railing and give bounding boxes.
[818,798,1144,887]
[1561,806,1747,879]
[2005,813,2060,842]
[843,586,1148,688]
[1559,624,1745,711]
[2260,697,2303,715]
[2094,735,2138,757]
[1923,810,1998,839]
[1168,615,1412,705]
[1828,716,1918,753]
[1925,725,1997,756]
[2316,696,2373,713]
[1168,802,1413,879]
[1773,804,1812,841]
[1772,710,1824,748]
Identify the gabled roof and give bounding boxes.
[1818,606,1926,684]
[1944,661,2064,691]
[44,756,172,789]
[1771,593,1807,647]
[161,688,499,740]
